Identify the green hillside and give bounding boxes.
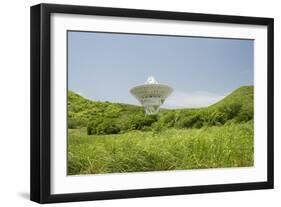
[68,91,142,130]
[212,86,253,107]
[68,86,254,135]
[210,85,253,119]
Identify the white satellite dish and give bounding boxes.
[130,76,173,115]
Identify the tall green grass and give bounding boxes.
[68,121,253,175]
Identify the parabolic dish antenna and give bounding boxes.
[130,76,173,115]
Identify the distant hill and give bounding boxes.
[208,86,253,123]
[68,91,143,127]
[68,86,254,134]
[210,86,253,110]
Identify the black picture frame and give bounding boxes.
[30,3,274,204]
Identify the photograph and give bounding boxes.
[29,3,274,203]
[67,31,254,175]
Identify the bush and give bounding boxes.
[178,113,203,129]
[152,121,164,134]
[96,119,121,135]
[193,120,204,128]
[235,109,253,122]
[87,120,100,135]
[104,125,121,134]
[218,103,242,120]
[87,119,121,135]
[161,112,178,127]
[128,114,158,130]
[209,111,227,126]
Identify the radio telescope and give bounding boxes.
[130,76,173,115]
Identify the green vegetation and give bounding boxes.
[68,86,253,134]
[67,86,254,175]
[68,121,253,174]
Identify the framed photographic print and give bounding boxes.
[30,3,274,203]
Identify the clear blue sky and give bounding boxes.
[68,31,253,108]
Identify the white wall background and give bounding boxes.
[0,0,279,206]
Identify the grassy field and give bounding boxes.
[68,121,253,175]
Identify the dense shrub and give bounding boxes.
[218,103,242,120]
[97,120,120,135]
[235,109,253,122]
[208,111,227,126]
[151,121,165,134]
[177,113,203,129]
[193,119,204,128]
[87,119,120,135]
[128,114,158,130]
[87,120,100,135]
[161,112,178,127]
